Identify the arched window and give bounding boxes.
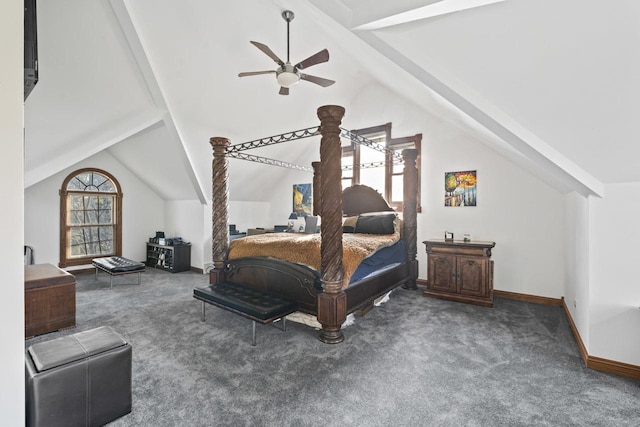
[59,168,122,267]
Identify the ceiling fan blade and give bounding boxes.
[294,49,329,70]
[250,41,284,66]
[299,73,335,87]
[238,70,276,77]
[279,87,290,96]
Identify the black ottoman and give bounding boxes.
[92,257,145,290]
[194,282,297,345]
[25,326,132,427]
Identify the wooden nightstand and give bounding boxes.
[423,239,495,307]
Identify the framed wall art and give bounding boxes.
[293,183,312,217]
[444,170,477,207]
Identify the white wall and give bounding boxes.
[224,168,312,236]
[589,183,640,365]
[421,122,565,297]
[229,201,273,232]
[346,84,566,297]
[202,198,296,270]
[0,0,25,422]
[24,150,165,267]
[164,200,204,269]
[564,192,590,348]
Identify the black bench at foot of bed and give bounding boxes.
[92,257,146,290]
[194,282,296,346]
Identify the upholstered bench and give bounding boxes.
[25,326,132,427]
[194,282,296,346]
[92,256,145,289]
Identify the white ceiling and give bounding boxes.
[367,0,640,185]
[23,0,639,202]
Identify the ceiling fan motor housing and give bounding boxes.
[282,10,295,22]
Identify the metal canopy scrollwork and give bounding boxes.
[339,128,404,163]
[342,161,388,171]
[225,126,403,170]
[227,152,313,172]
[227,126,320,153]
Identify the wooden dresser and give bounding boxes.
[423,239,495,307]
[25,263,76,338]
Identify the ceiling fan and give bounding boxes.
[238,10,335,95]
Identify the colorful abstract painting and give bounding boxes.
[444,170,477,207]
[293,183,312,216]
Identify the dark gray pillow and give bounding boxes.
[354,213,396,234]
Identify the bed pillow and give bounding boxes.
[354,212,396,234]
[342,216,358,233]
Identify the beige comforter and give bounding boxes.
[228,231,400,287]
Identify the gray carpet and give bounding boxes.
[26,269,640,426]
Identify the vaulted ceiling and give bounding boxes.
[24,0,640,201]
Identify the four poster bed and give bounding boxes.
[207,105,418,343]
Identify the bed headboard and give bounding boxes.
[342,185,394,216]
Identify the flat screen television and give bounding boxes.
[24,0,38,100]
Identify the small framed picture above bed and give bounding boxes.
[293,183,312,217]
[444,170,477,207]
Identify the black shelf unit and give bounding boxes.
[146,242,191,273]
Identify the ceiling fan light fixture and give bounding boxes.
[277,71,300,88]
[277,63,300,88]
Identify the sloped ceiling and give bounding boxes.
[24,0,638,203]
[359,0,640,185]
[23,0,205,201]
[23,0,160,186]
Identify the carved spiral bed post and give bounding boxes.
[312,161,321,217]
[209,137,231,285]
[402,148,419,290]
[316,105,346,344]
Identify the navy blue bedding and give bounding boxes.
[349,240,406,284]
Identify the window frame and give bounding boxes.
[388,134,422,212]
[59,168,122,268]
[341,138,360,188]
[344,123,422,213]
